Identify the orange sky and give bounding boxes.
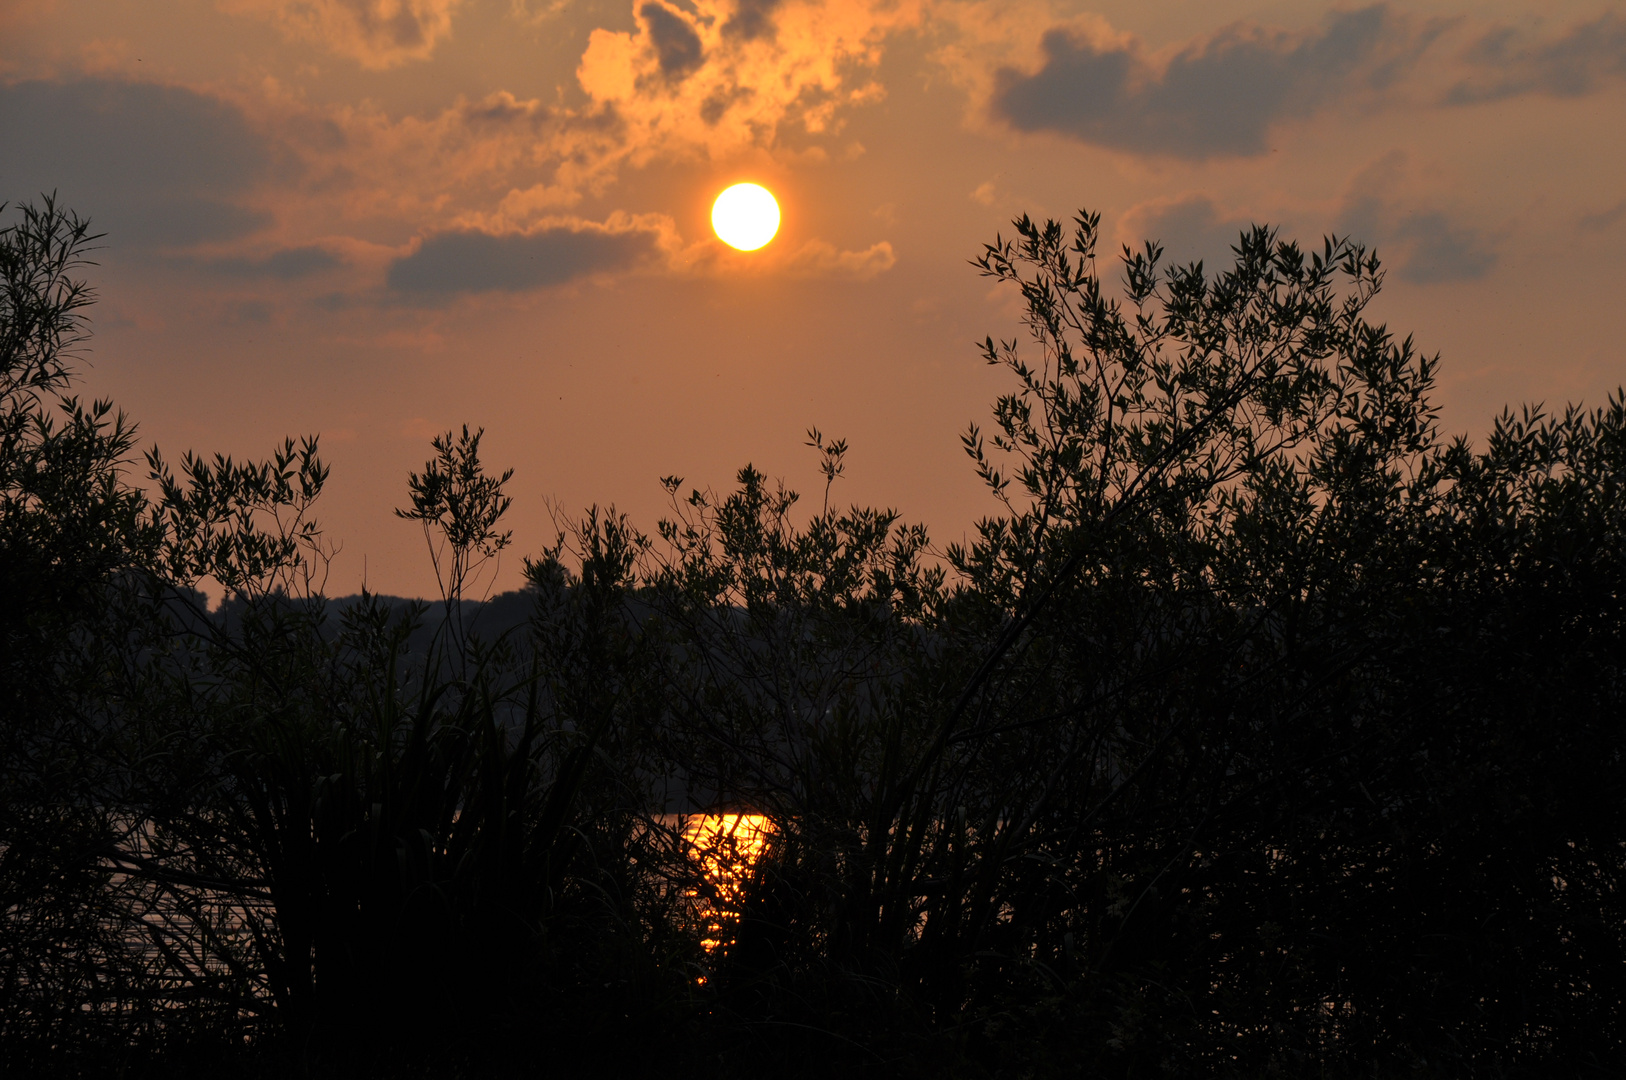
[4,0,1624,598]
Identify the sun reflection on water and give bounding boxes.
[680,814,773,953]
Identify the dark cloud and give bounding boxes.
[991,6,1420,158]
[723,0,782,42]
[458,90,554,130]
[190,245,340,279]
[1336,157,1497,284]
[0,78,278,250]
[640,3,704,81]
[230,299,275,324]
[700,85,752,125]
[1341,199,1496,284]
[1579,199,1626,234]
[1447,12,1626,104]
[386,222,659,296]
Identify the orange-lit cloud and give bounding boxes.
[664,229,896,277]
[222,0,464,68]
[785,238,895,279]
[11,2,1613,285]
[252,86,625,239]
[198,0,933,286]
[5,8,1613,286]
[575,0,922,165]
[24,2,1612,268]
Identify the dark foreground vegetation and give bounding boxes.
[3,195,1623,1078]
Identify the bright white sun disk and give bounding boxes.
[712,183,780,251]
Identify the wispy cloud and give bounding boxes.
[784,238,895,279]
[1447,11,1626,104]
[1578,199,1626,234]
[199,245,341,279]
[220,0,465,69]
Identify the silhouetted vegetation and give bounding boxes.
[3,196,1622,1078]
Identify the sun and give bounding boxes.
[711,183,781,251]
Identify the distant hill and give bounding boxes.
[210,588,540,661]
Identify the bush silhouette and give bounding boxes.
[2,196,1623,1078]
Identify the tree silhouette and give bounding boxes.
[2,195,1622,1078]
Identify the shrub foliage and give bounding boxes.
[2,199,1622,1077]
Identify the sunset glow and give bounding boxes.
[5,0,1623,1064]
[1,0,1619,602]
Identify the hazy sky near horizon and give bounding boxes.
[4,0,1625,598]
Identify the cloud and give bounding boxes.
[1343,203,1496,284]
[1579,199,1626,234]
[258,88,621,241]
[1116,179,1496,288]
[133,0,921,257]
[0,78,278,250]
[221,0,464,69]
[199,246,342,279]
[640,3,706,82]
[989,5,1433,158]
[1336,154,1497,284]
[785,239,895,280]
[386,216,665,295]
[1116,195,1261,270]
[1447,12,1626,104]
[508,0,570,26]
[576,0,919,165]
[723,0,783,42]
[230,299,276,323]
